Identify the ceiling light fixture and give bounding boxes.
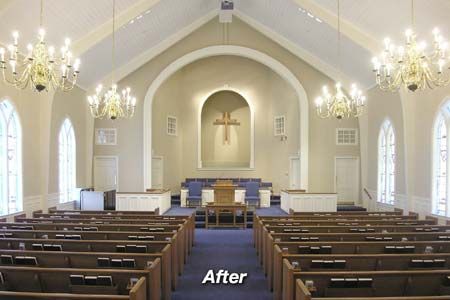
[372,0,449,92]
[0,0,80,92]
[315,0,366,119]
[87,0,136,120]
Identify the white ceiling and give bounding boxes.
[0,0,448,90]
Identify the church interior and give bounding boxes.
[0,0,450,299]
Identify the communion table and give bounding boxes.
[204,203,247,229]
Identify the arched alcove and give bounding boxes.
[200,90,252,169]
[143,45,309,190]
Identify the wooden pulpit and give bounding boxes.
[212,180,236,204]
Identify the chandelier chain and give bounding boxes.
[112,0,116,84]
[40,0,44,27]
[314,0,366,120]
[86,0,137,120]
[337,0,341,77]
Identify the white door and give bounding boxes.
[335,157,359,204]
[94,156,118,191]
[151,156,163,189]
[289,156,301,189]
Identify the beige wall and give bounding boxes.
[363,82,450,219]
[0,79,91,219]
[93,16,361,195]
[48,86,90,194]
[201,90,251,168]
[152,71,183,195]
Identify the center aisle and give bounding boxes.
[171,229,273,300]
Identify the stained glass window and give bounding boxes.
[0,100,22,215]
[378,120,395,205]
[59,119,76,203]
[433,114,449,216]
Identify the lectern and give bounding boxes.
[212,180,236,204]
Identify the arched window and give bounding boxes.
[378,120,395,204]
[0,100,22,215]
[59,119,76,203]
[433,105,450,217]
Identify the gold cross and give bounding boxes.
[213,112,240,144]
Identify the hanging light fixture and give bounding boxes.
[0,0,80,92]
[87,0,136,120]
[372,0,449,92]
[315,0,365,119]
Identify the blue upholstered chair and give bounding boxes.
[245,181,260,208]
[187,181,203,207]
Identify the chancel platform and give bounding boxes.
[180,178,271,207]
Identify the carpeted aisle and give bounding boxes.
[171,229,273,300]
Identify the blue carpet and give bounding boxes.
[255,205,286,216]
[171,229,272,300]
[165,206,196,216]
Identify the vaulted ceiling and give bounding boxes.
[0,0,448,90]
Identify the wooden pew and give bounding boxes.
[0,266,156,299]
[276,253,450,300]
[286,269,450,300]
[0,238,173,298]
[0,250,162,299]
[255,218,435,258]
[294,278,450,300]
[48,208,159,215]
[40,210,196,249]
[264,231,450,280]
[257,224,447,262]
[268,240,450,292]
[3,220,192,261]
[0,228,185,276]
[0,277,146,299]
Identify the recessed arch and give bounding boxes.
[143,45,309,190]
[198,88,254,169]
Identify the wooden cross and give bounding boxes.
[213,112,240,144]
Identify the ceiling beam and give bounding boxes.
[72,0,161,57]
[292,0,380,54]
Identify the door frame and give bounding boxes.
[334,155,360,202]
[151,156,164,189]
[94,155,119,192]
[289,155,301,189]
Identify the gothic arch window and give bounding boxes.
[59,118,76,203]
[0,100,22,215]
[432,103,450,216]
[378,119,396,205]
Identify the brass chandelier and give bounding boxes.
[372,0,449,92]
[87,0,136,120]
[315,0,365,119]
[0,0,80,92]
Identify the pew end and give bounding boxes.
[13,213,26,222]
[129,277,147,300]
[32,210,43,217]
[394,208,404,215]
[295,279,312,300]
[426,215,439,224]
[409,211,419,218]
